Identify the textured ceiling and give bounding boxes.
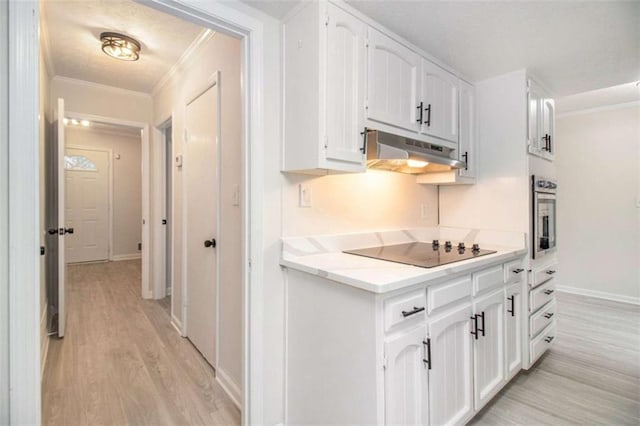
[241,0,640,97]
[42,0,205,93]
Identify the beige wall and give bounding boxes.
[65,127,142,257]
[153,32,243,396]
[556,105,640,301]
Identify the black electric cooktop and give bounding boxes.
[344,241,497,269]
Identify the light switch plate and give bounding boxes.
[299,184,312,208]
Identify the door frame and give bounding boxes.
[64,144,114,263]
[7,0,265,423]
[66,111,151,297]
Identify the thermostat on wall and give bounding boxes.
[175,154,183,168]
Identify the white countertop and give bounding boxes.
[280,228,527,294]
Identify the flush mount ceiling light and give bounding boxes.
[100,32,141,61]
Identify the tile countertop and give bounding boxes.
[280,227,528,294]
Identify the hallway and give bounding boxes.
[42,260,240,425]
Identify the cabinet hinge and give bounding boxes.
[325,14,329,26]
[365,38,369,48]
[383,356,387,370]
[364,99,368,110]
[323,135,328,149]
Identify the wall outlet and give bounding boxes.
[420,204,428,219]
[298,184,312,208]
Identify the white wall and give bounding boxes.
[153,31,243,400]
[0,1,8,421]
[65,127,142,258]
[556,105,640,302]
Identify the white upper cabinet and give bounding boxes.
[283,2,366,174]
[420,59,459,143]
[384,325,429,425]
[326,3,367,165]
[528,78,555,160]
[366,27,421,133]
[458,80,475,179]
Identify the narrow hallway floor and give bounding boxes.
[42,260,240,425]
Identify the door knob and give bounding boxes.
[64,227,74,235]
[47,228,59,235]
[204,238,217,248]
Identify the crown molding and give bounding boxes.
[65,122,141,139]
[151,28,216,97]
[51,75,152,99]
[556,100,640,118]
[39,7,55,78]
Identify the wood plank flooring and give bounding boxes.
[471,291,640,425]
[42,260,240,426]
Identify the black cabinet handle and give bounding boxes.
[359,127,369,154]
[162,219,167,225]
[544,336,555,343]
[204,238,217,248]
[513,268,525,274]
[40,246,46,256]
[422,338,432,370]
[548,134,552,152]
[417,101,424,124]
[470,315,478,340]
[544,312,554,319]
[401,306,425,317]
[507,295,515,317]
[546,270,556,275]
[477,312,486,337]
[462,151,468,170]
[424,103,431,127]
[544,289,555,295]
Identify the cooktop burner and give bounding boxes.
[344,240,497,269]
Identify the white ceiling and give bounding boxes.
[556,82,640,114]
[41,0,205,93]
[242,0,640,97]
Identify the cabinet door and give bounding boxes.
[366,27,420,132]
[428,302,474,426]
[384,325,429,426]
[541,98,555,156]
[421,59,458,143]
[325,4,367,166]
[528,80,542,152]
[505,282,523,379]
[473,288,506,410]
[458,80,475,178]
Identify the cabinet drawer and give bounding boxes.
[427,276,472,313]
[530,299,556,337]
[473,265,504,295]
[504,259,526,284]
[529,280,555,313]
[531,263,558,288]
[530,321,556,364]
[384,289,426,332]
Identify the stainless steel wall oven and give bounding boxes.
[532,175,557,258]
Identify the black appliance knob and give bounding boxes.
[444,241,452,248]
[472,244,480,252]
[432,239,439,247]
[458,242,465,250]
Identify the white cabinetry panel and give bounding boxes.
[366,27,420,132]
[420,59,459,143]
[505,282,523,379]
[458,80,475,178]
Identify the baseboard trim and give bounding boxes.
[40,305,50,377]
[557,285,640,306]
[216,367,242,410]
[171,314,183,336]
[111,253,142,261]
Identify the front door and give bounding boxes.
[64,147,110,263]
[185,75,219,366]
[45,98,68,337]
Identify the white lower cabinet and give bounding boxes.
[472,288,506,409]
[427,302,474,425]
[384,325,430,425]
[505,282,523,379]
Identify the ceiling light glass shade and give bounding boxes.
[100,32,141,61]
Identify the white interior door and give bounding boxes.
[64,147,109,263]
[185,76,220,366]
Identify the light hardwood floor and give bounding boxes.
[471,291,640,425]
[42,260,240,426]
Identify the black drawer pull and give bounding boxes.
[507,295,515,317]
[422,339,432,370]
[416,101,424,124]
[475,312,486,337]
[424,103,432,127]
[401,306,425,317]
[359,127,369,154]
[513,268,525,274]
[544,289,555,295]
[544,312,554,319]
[470,315,478,340]
[546,270,556,275]
[544,336,555,343]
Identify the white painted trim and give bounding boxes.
[40,304,50,378]
[151,28,216,96]
[66,111,152,299]
[7,0,41,423]
[38,6,55,79]
[557,285,640,306]
[111,253,142,261]
[66,123,140,139]
[65,144,114,262]
[51,75,152,99]
[217,367,242,409]
[171,314,184,336]
[556,100,640,118]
